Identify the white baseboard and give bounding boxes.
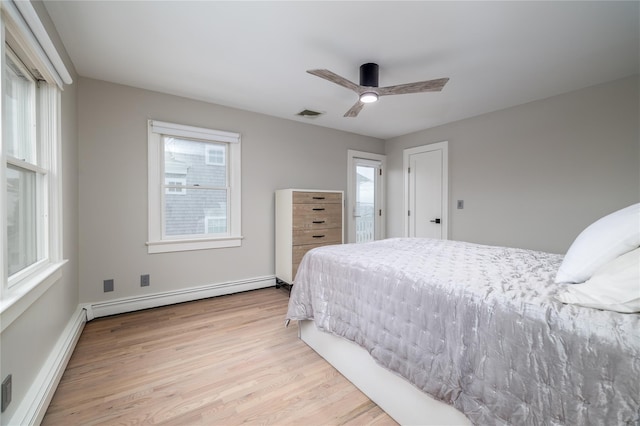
[84,275,276,320]
[9,306,86,426]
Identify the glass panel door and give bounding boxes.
[355,164,375,243]
[353,158,381,243]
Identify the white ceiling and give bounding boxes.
[43,1,639,140]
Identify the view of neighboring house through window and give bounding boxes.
[147,120,242,253]
[163,138,228,237]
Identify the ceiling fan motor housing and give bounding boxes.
[360,63,379,88]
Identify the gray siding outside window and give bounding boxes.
[163,138,228,236]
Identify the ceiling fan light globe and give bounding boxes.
[360,92,378,103]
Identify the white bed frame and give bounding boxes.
[299,320,471,425]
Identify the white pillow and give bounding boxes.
[555,203,640,284]
[554,248,640,313]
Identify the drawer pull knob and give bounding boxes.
[312,235,325,238]
[312,196,325,200]
[312,220,325,224]
[312,208,325,211]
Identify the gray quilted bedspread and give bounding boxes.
[285,238,640,425]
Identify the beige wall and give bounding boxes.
[0,2,79,424]
[385,75,640,254]
[77,78,384,303]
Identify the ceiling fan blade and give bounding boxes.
[344,100,365,118]
[307,69,360,92]
[377,78,449,96]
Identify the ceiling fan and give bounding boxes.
[307,63,449,118]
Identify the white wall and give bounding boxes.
[77,78,384,303]
[0,1,79,424]
[385,76,640,254]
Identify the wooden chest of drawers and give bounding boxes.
[275,189,344,285]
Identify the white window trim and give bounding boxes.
[2,1,72,89]
[147,120,242,253]
[0,1,69,330]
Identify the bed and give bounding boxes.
[285,237,640,425]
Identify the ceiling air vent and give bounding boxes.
[296,109,323,118]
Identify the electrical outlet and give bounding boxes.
[2,374,12,413]
[103,279,114,292]
[457,200,464,209]
[141,274,150,287]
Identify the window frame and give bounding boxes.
[147,120,242,253]
[0,0,70,330]
[5,46,44,284]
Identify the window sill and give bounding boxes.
[1,260,68,333]
[146,236,243,254]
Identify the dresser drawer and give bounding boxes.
[292,203,342,229]
[292,227,342,245]
[292,191,342,204]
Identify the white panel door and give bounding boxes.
[404,142,448,239]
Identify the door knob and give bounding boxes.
[430,218,441,224]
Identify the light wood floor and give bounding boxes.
[42,287,397,426]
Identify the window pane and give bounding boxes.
[6,165,38,276]
[355,165,375,243]
[4,53,36,163]
[163,137,227,187]
[164,188,227,236]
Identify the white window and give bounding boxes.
[204,216,226,234]
[147,120,242,253]
[164,177,186,195]
[1,0,71,324]
[6,50,40,279]
[205,144,225,166]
